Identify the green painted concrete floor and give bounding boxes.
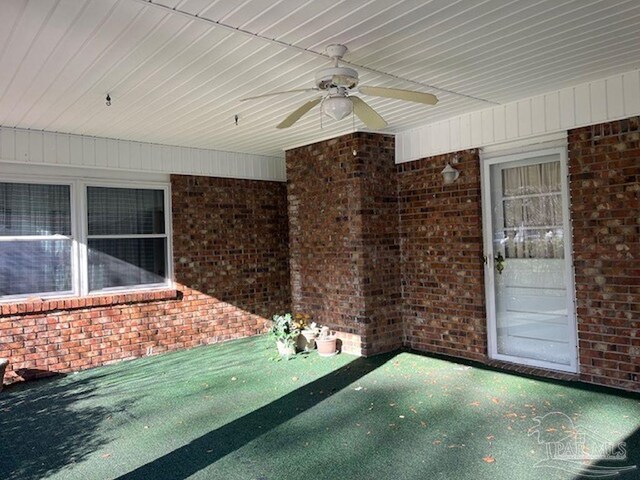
[1,336,638,480]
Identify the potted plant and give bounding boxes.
[269,313,300,357]
[297,320,320,352]
[316,326,338,357]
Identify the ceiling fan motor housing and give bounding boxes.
[315,66,359,90]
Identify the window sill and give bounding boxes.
[0,289,182,316]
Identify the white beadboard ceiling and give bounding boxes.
[1,0,639,158]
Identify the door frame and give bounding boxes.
[480,146,578,373]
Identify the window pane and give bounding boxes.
[502,161,561,196]
[88,238,166,290]
[87,187,165,235]
[503,194,562,228]
[502,228,564,259]
[0,183,71,236]
[0,240,72,296]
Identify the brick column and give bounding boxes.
[286,132,401,356]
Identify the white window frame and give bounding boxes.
[0,177,78,301]
[1,172,173,302]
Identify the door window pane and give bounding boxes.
[500,162,563,259]
[0,240,72,296]
[88,238,167,290]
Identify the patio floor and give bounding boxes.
[1,336,638,480]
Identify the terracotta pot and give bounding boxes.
[316,335,338,357]
[0,358,8,393]
[276,339,296,357]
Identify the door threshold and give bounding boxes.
[486,357,579,381]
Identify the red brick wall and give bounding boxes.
[286,132,401,355]
[0,175,290,384]
[398,150,487,361]
[569,117,640,391]
[171,175,290,315]
[360,135,403,354]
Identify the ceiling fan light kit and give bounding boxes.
[322,94,353,121]
[241,44,438,130]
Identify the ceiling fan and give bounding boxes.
[240,44,438,130]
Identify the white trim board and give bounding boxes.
[396,69,640,164]
[0,127,286,182]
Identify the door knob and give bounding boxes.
[495,252,505,275]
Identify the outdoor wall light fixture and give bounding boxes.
[441,162,459,185]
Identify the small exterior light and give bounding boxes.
[441,163,460,185]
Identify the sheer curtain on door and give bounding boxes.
[501,162,563,260]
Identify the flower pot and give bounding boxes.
[297,329,318,351]
[0,358,8,393]
[276,339,296,357]
[316,335,338,357]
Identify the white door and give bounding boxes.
[482,148,578,372]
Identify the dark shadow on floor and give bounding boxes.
[13,368,66,381]
[116,351,396,480]
[572,426,640,480]
[0,373,136,480]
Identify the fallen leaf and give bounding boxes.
[483,455,496,463]
[486,435,495,441]
[433,440,442,445]
[101,453,111,459]
[491,398,500,404]
[469,401,481,407]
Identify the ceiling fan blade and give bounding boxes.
[276,97,322,129]
[240,88,319,102]
[358,85,438,105]
[351,96,387,130]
